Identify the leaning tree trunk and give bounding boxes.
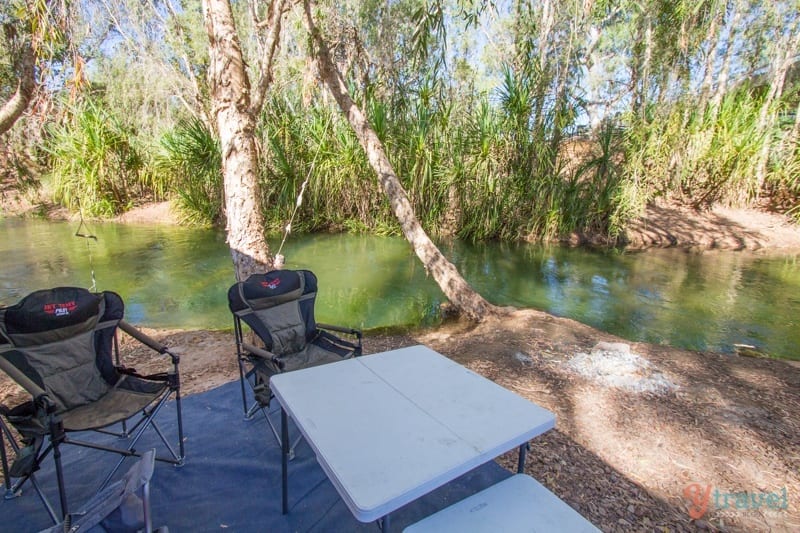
[203,0,274,280]
[301,0,499,322]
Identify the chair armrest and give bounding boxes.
[240,342,284,370]
[317,323,363,356]
[317,323,362,339]
[0,356,47,399]
[118,320,180,366]
[35,393,58,414]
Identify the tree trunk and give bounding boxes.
[0,43,35,136]
[710,3,742,112]
[301,0,500,322]
[203,0,274,280]
[754,26,800,195]
[638,15,653,119]
[697,11,721,112]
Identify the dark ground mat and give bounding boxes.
[2,380,510,532]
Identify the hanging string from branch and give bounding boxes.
[273,114,333,269]
[74,204,98,292]
[273,173,309,270]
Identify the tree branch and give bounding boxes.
[249,0,288,115]
[0,43,36,136]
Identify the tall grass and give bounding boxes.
[156,117,223,226]
[45,99,146,217]
[255,64,636,245]
[259,97,388,233]
[622,85,787,211]
[40,65,796,246]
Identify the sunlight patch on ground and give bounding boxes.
[567,342,678,394]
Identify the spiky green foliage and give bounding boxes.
[622,84,788,210]
[45,99,145,217]
[259,97,389,233]
[156,117,222,226]
[9,0,798,248]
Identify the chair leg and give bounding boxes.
[142,477,153,533]
[175,393,185,465]
[93,393,183,491]
[49,415,69,520]
[170,369,185,465]
[238,357,303,457]
[238,359,250,418]
[0,418,59,523]
[0,419,13,497]
[261,403,303,460]
[244,399,261,420]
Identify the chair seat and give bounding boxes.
[276,343,353,373]
[61,377,168,431]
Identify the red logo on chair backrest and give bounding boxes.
[261,278,281,290]
[43,301,77,317]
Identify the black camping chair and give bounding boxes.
[228,269,362,455]
[0,287,185,524]
[38,449,167,533]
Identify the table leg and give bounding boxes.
[379,513,391,532]
[281,407,289,515]
[517,442,530,473]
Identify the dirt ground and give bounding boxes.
[622,201,800,252]
[1,200,799,532]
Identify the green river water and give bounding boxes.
[1,218,798,360]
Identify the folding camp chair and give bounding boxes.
[228,269,362,456]
[38,449,167,533]
[0,287,185,523]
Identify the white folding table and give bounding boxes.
[271,345,556,528]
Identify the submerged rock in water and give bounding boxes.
[733,343,769,358]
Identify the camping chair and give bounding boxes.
[38,449,167,533]
[0,287,185,523]
[228,269,362,456]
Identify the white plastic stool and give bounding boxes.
[403,474,600,533]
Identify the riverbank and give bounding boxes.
[621,201,800,252]
[4,192,800,252]
[112,198,800,252]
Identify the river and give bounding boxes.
[1,218,798,360]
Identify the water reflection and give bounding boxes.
[1,218,798,360]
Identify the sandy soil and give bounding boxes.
[623,202,800,252]
[1,200,799,531]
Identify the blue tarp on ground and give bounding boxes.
[2,380,510,532]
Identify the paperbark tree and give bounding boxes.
[202,0,287,280]
[301,0,499,322]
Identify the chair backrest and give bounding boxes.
[227,270,319,356]
[0,287,124,413]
